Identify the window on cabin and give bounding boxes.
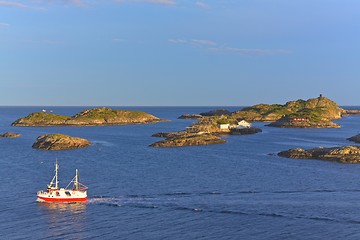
[65,191,71,196]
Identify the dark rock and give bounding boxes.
[200,109,231,116]
[347,134,360,143]
[152,132,186,138]
[230,127,262,135]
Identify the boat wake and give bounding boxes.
[86,188,360,225]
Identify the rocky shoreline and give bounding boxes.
[150,133,226,148]
[32,134,92,150]
[0,132,21,138]
[278,146,360,163]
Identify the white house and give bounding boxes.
[218,124,230,130]
[237,119,251,128]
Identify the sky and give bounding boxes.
[0,0,359,106]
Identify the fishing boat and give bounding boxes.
[37,161,88,203]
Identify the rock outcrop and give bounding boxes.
[178,114,203,119]
[267,118,340,128]
[343,110,360,115]
[32,134,91,150]
[12,107,164,126]
[0,132,21,138]
[230,127,262,135]
[200,109,231,116]
[347,134,360,143]
[150,133,226,148]
[278,146,360,163]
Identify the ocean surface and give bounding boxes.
[1,106,360,240]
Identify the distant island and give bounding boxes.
[151,95,360,148]
[32,133,91,150]
[151,115,261,147]
[12,107,164,126]
[178,95,358,129]
[234,95,345,128]
[347,134,360,143]
[0,132,21,138]
[278,146,360,163]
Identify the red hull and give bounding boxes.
[38,196,87,203]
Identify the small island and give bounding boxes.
[0,132,21,138]
[347,134,360,143]
[32,133,92,150]
[234,95,343,128]
[278,146,360,163]
[178,114,203,119]
[151,115,261,147]
[150,133,226,148]
[12,107,164,126]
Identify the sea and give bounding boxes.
[1,106,360,240]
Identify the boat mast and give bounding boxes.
[55,160,59,189]
[75,169,79,190]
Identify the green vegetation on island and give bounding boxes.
[12,107,164,126]
[233,95,344,128]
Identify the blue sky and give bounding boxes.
[1,0,359,106]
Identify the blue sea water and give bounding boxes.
[1,106,360,240]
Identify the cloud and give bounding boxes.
[208,47,292,56]
[0,22,10,28]
[191,39,216,46]
[0,1,46,10]
[168,38,216,46]
[169,38,291,56]
[112,38,125,43]
[114,0,176,5]
[196,1,209,9]
[168,39,187,44]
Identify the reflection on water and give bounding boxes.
[38,202,87,212]
[37,203,87,239]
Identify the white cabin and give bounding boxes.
[237,120,251,128]
[218,124,230,130]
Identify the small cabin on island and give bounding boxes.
[237,119,251,128]
[218,124,230,130]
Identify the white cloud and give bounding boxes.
[168,39,187,44]
[169,38,291,56]
[191,39,216,46]
[208,47,292,56]
[0,22,10,27]
[196,1,209,9]
[114,0,176,5]
[0,1,46,10]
